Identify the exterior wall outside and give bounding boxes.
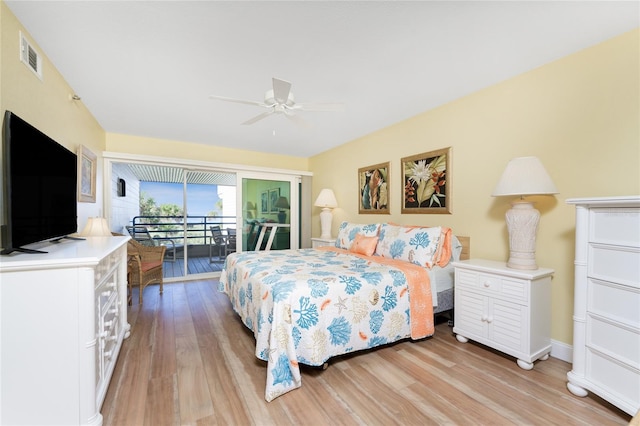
[110,162,141,234]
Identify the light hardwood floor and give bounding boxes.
[102,280,632,426]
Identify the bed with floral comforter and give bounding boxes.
[218,222,460,401]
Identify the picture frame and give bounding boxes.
[269,188,280,213]
[401,147,451,214]
[358,162,390,214]
[77,145,97,203]
[260,191,269,214]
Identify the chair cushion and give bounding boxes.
[141,261,162,272]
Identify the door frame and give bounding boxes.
[102,151,311,280]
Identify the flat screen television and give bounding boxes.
[1,111,78,254]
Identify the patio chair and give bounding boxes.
[209,225,227,262]
[126,225,178,261]
[225,228,237,257]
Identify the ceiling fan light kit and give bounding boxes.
[210,77,344,127]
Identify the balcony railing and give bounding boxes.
[130,215,237,278]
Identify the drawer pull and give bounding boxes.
[483,281,491,288]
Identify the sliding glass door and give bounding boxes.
[110,162,236,281]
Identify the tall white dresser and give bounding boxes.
[0,236,130,425]
[566,196,640,416]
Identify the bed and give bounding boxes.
[218,222,469,401]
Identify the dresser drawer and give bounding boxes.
[588,245,640,288]
[586,348,640,411]
[590,207,640,247]
[455,269,528,303]
[95,246,123,285]
[587,315,640,369]
[588,279,640,327]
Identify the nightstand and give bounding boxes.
[311,237,335,248]
[452,259,554,370]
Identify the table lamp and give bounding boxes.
[314,189,338,239]
[80,217,112,237]
[492,156,558,270]
[274,196,290,223]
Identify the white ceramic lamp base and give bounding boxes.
[319,208,333,240]
[505,200,540,270]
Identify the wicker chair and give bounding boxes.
[126,238,166,305]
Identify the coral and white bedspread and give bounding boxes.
[218,247,434,401]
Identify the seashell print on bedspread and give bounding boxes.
[218,247,434,402]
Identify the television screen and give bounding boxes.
[1,111,78,254]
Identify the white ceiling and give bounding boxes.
[6,1,639,158]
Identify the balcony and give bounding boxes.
[129,215,236,279]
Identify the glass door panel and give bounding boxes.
[183,170,236,278]
[238,172,299,252]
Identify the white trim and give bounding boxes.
[550,339,572,363]
[102,151,312,177]
[102,152,310,281]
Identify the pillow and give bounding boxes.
[375,223,442,267]
[349,234,379,256]
[334,222,381,250]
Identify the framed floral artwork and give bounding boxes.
[358,162,389,214]
[77,145,97,203]
[401,147,451,214]
[260,191,269,214]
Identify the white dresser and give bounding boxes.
[452,259,554,370]
[0,236,130,425]
[566,196,640,416]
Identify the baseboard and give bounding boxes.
[550,339,572,363]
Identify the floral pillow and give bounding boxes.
[334,222,381,250]
[375,223,442,267]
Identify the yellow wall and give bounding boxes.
[3,1,638,345]
[0,2,106,223]
[106,133,309,171]
[309,28,640,345]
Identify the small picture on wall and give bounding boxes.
[269,189,280,213]
[401,147,451,214]
[358,162,389,214]
[77,145,97,203]
[261,191,269,214]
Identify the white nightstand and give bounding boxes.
[452,259,554,370]
[311,237,335,248]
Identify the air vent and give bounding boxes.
[19,31,43,80]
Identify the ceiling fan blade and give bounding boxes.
[293,102,345,112]
[272,78,292,104]
[209,95,266,107]
[241,109,274,125]
[284,110,312,128]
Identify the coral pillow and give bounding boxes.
[349,234,379,256]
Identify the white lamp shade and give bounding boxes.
[81,217,111,237]
[314,189,338,208]
[492,157,558,197]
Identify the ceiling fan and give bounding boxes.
[209,78,344,127]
